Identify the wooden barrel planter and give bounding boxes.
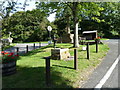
[2,61,16,76]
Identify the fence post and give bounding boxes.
[16,47,19,55]
[44,57,51,86]
[74,49,78,70]
[26,45,28,53]
[96,41,98,53]
[33,43,35,50]
[87,43,90,60]
[39,42,41,47]
[1,45,3,51]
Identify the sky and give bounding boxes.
[0,0,56,22]
[19,0,56,22]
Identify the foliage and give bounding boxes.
[36,2,105,47]
[78,2,119,38]
[97,2,120,38]
[2,43,16,51]
[0,0,22,18]
[1,39,10,47]
[2,9,50,42]
[1,51,19,63]
[97,31,104,38]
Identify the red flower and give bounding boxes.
[8,55,12,57]
[4,52,9,55]
[11,57,14,59]
[10,52,14,55]
[98,37,101,39]
[15,55,19,57]
[1,51,4,54]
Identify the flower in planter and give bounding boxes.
[1,51,5,55]
[94,37,101,41]
[1,52,19,63]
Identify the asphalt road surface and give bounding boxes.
[4,43,48,55]
[81,39,120,90]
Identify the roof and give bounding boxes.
[83,30,97,34]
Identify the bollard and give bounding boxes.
[96,41,98,53]
[44,57,51,86]
[16,47,19,55]
[33,43,35,50]
[53,40,57,48]
[74,49,78,70]
[1,45,3,51]
[39,42,41,47]
[26,45,28,53]
[87,43,90,60]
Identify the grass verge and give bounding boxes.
[3,43,109,88]
[14,41,48,44]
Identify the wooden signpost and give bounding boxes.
[87,43,90,60]
[74,49,78,70]
[44,57,51,86]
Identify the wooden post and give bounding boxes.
[16,47,19,55]
[87,43,90,60]
[44,57,51,86]
[33,43,35,50]
[39,42,41,47]
[1,45,3,51]
[26,45,28,53]
[96,41,98,53]
[74,49,78,70]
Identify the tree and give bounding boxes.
[1,0,22,19]
[2,9,50,42]
[95,2,120,38]
[36,2,104,47]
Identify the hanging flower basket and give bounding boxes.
[94,37,101,43]
[1,51,19,76]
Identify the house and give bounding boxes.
[82,30,97,40]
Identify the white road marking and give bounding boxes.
[94,55,120,90]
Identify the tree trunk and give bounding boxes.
[74,21,79,47]
[66,16,71,34]
[73,2,79,48]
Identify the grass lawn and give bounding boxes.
[14,41,48,44]
[85,38,109,42]
[100,38,109,40]
[3,43,109,88]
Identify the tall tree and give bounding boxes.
[36,2,104,47]
[94,2,120,38]
[2,9,49,42]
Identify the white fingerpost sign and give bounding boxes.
[47,26,52,31]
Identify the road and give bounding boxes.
[4,43,48,55]
[81,39,120,89]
